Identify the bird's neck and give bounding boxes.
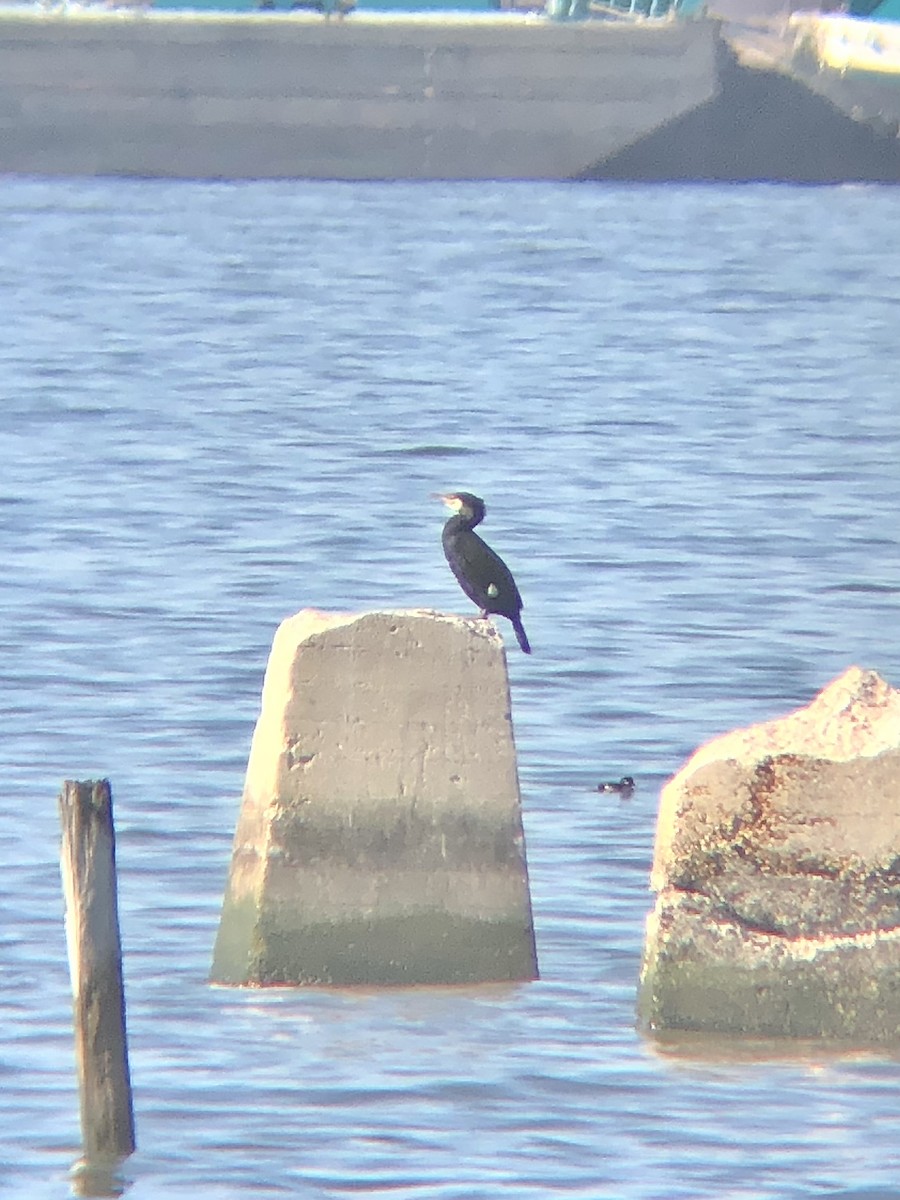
[444,513,480,535]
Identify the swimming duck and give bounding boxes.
[596,776,635,798]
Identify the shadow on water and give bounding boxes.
[643,1027,900,1067]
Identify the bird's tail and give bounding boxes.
[512,614,531,655]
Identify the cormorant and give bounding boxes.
[597,776,635,798]
[435,491,531,655]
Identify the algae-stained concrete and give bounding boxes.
[639,667,900,1042]
[0,11,718,179]
[211,608,538,986]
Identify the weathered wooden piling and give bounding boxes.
[59,780,135,1164]
[211,608,538,986]
[638,668,900,1042]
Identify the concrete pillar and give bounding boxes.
[211,609,538,986]
[638,667,900,1041]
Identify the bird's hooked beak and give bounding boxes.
[431,492,462,513]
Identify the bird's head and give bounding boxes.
[433,492,486,523]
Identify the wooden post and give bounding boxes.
[59,780,135,1164]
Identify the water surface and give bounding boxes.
[2,178,900,1199]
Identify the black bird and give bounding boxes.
[597,776,635,798]
[435,491,531,654]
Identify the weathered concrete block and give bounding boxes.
[212,608,537,986]
[638,667,900,1042]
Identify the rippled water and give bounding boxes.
[3,177,900,1199]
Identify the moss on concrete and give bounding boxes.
[213,905,537,986]
[639,910,900,1041]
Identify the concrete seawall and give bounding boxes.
[0,11,719,179]
[4,10,899,181]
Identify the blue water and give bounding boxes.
[3,177,900,1199]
